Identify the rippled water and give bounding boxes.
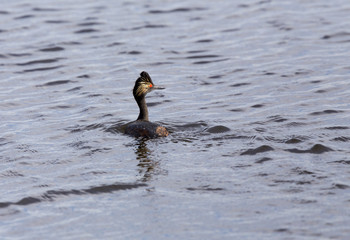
[1,0,350,239]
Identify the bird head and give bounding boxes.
[133,71,156,98]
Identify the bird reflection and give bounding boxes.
[134,139,160,182]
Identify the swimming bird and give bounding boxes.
[125,71,168,138]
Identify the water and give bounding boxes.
[1,0,350,239]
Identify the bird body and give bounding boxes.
[125,120,168,138]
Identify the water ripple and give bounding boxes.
[286,144,334,154]
[0,183,146,209]
[148,7,206,14]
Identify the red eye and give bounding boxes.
[149,84,153,87]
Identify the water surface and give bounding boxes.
[1,0,350,239]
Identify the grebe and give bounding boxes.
[125,71,169,138]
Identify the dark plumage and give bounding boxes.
[125,71,168,138]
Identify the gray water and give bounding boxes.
[1,0,350,239]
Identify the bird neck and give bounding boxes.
[136,95,149,121]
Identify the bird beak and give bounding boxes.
[152,85,165,90]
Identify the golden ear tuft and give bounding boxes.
[135,83,147,97]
